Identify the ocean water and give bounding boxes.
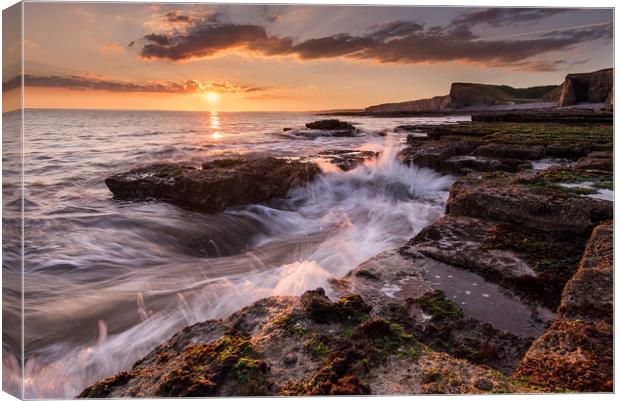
[3,109,469,397]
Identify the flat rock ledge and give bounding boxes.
[400,121,612,175]
[105,157,320,213]
[409,168,611,306]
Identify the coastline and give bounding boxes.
[77,113,613,396]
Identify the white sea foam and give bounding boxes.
[10,111,462,398]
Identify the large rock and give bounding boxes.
[448,83,558,109]
[558,222,613,323]
[447,172,613,236]
[558,68,613,107]
[364,82,558,113]
[575,151,613,172]
[514,318,613,392]
[316,150,378,171]
[105,157,320,212]
[400,140,531,175]
[305,119,355,131]
[406,214,589,307]
[514,222,613,392]
[473,142,545,160]
[408,216,537,282]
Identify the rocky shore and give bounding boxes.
[86,118,613,396]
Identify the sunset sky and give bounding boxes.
[2,3,614,112]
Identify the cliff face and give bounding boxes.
[364,68,613,113]
[448,83,558,108]
[558,68,613,107]
[365,83,559,113]
[365,95,451,113]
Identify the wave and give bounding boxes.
[19,134,453,398]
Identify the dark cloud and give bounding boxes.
[452,8,571,28]
[133,23,293,61]
[130,12,611,71]
[2,74,264,93]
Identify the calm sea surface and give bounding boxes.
[4,109,470,397]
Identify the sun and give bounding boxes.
[203,91,220,104]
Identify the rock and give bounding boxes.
[471,110,613,124]
[474,143,545,160]
[408,216,535,279]
[575,151,613,172]
[305,119,355,131]
[79,290,527,397]
[558,222,613,324]
[558,79,576,107]
[406,215,587,307]
[346,251,546,373]
[448,82,558,109]
[544,143,589,159]
[364,82,558,113]
[514,319,613,392]
[288,129,359,139]
[317,150,378,171]
[514,222,613,392]
[558,68,613,107]
[365,95,451,114]
[399,140,480,173]
[447,172,613,236]
[105,157,320,213]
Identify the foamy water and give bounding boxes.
[2,109,467,397]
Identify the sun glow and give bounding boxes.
[204,91,220,104]
[210,111,223,139]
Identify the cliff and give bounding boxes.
[365,83,558,113]
[364,68,613,113]
[448,83,558,108]
[364,95,451,113]
[558,68,613,107]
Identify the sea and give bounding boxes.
[2,109,472,397]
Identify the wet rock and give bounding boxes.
[558,222,613,324]
[346,251,543,373]
[399,140,479,173]
[515,222,613,392]
[575,151,613,172]
[409,216,536,281]
[305,119,355,131]
[544,143,589,159]
[301,288,371,324]
[317,150,378,171]
[474,142,545,160]
[105,157,320,213]
[471,110,613,124]
[515,319,613,392]
[447,172,613,236]
[80,287,534,397]
[400,139,533,175]
[406,214,588,307]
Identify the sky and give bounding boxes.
[2,3,614,112]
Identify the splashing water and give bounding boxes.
[4,110,462,397]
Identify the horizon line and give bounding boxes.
[3,106,365,114]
